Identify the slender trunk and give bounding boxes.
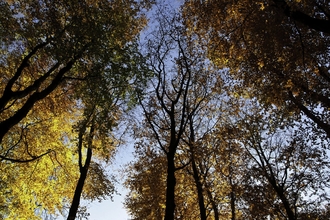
[67,146,92,220]
[67,118,94,220]
[188,115,207,220]
[164,152,176,220]
[67,147,92,220]
[257,142,296,220]
[270,179,296,220]
[229,175,236,220]
[230,191,236,220]
[191,155,207,220]
[205,187,219,220]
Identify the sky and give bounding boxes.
[88,192,129,220]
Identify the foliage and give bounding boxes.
[2,1,330,219]
[232,101,330,219]
[124,3,330,219]
[125,7,228,220]
[0,0,152,218]
[124,150,167,220]
[182,0,330,137]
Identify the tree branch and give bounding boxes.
[273,0,330,34]
[0,149,52,163]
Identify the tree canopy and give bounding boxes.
[0,0,151,218]
[182,0,330,137]
[124,2,330,220]
[1,1,330,219]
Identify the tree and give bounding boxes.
[208,126,247,220]
[126,6,229,219]
[124,2,330,218]
[66,46,149,218]
[0,0,149,160]
[124,148,167,220]
[139,17,194,218]
[182,0,330,137]
[0,93,79,219]
[182,1,330,218]
[179,78,227,220]
[0,0,151,218]
[235,102,330,219]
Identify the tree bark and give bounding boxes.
[289,92,330,137]
[67,148,92,220]
[205,186,219,220]
[189,116,207,220]
[230,191,236,220]
[273,0,330,34]
[0,41,49,112]
[67,118,94,220]
[268,178,296,220]
[0,59,77,143]
[256,141,296,220]
[164,152,176,220]
[191,156,207,220]
[0,42,89,144]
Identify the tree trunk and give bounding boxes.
[191,155,207,220]
[164,152,176,220]
[271,180,296,220]
[229,175,236,220]
[67,147,92,220]
[230,191,236,220]
[289,92,330,137]
[188,115,207,220]
[206,187,219,220]
[67,119,94,220]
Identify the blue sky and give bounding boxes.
[88,190,130,220]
